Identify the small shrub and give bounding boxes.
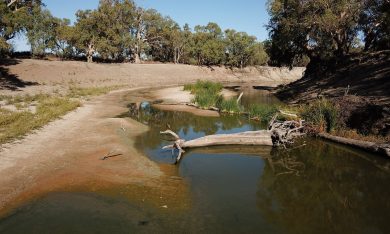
[248,104,278,123]
[193,90,221,108]
[217,98,241,113]
[185,80,225,109]
[300,98,340,132]
[184,80,223,95]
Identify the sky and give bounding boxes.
[12,0,270,51]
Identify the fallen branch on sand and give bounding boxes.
[101,150,123,160]
[161,114,305,163]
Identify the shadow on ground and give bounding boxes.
[0,59,39,91]
[276,50,390,105]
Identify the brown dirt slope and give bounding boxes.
[0,59,305,95]
[276,51,390,136]
[276,50,390,105]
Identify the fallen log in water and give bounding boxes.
[318,133,390,157]
[161,130,273,163]
[160,115,305,163]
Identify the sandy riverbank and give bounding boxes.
[0,60,304,216]
[1,59,304,95]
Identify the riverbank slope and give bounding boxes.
[1,59,305,95]
[276,51,390,136]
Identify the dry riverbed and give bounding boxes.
[0,60,305,217]
[0,88,192,217]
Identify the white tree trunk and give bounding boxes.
[87,43,94,63]
[134,52,141,64]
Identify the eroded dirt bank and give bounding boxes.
[276,51,390,136]
[0,61,304,217]
[1,59,304,95]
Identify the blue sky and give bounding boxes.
[12,0,270,51]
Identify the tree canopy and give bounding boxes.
[266,0,390,67]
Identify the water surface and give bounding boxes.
[1,88,389,234]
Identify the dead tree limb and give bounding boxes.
[7,0,17,7]
[237,92,244,104]
[161,117,305,163]
[160,130,180,140]
[279,110,298,118]
[319,133,390,157]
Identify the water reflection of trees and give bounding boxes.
[257,139,390,234]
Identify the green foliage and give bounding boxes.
[184,80,223,94]
[190,22,225,65]
[52,18,77,58]
[74,9,100,62]
[266,0,390,67]
[248,104,278,123]
[93,0,135,61]
[27,7,57,57]
[225,29,268,68]
[0,0,43,56]
[0,85,119,144]
[193,91,222,108]
[185,80,225,109]
[300,98,340,132]
[359,0,390,51]
[217,98,241,113]
[1,0,268,66]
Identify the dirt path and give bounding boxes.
[0,60,304,216]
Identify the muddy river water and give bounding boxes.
[1,88,390,234]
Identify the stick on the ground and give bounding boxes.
[101,150,123,160]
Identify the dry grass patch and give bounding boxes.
[332,129,390,144]
[0,94,80,144]
[67,86,122,98]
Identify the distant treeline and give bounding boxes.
[0,0,268,67]
[2,1,388,68]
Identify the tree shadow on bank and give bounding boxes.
[0,59,39,91]
[276,51,390,104]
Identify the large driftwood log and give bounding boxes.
[160,116,305,163]
[161,130,273,148]
[161,130,273,163]
[319,133,390,157]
